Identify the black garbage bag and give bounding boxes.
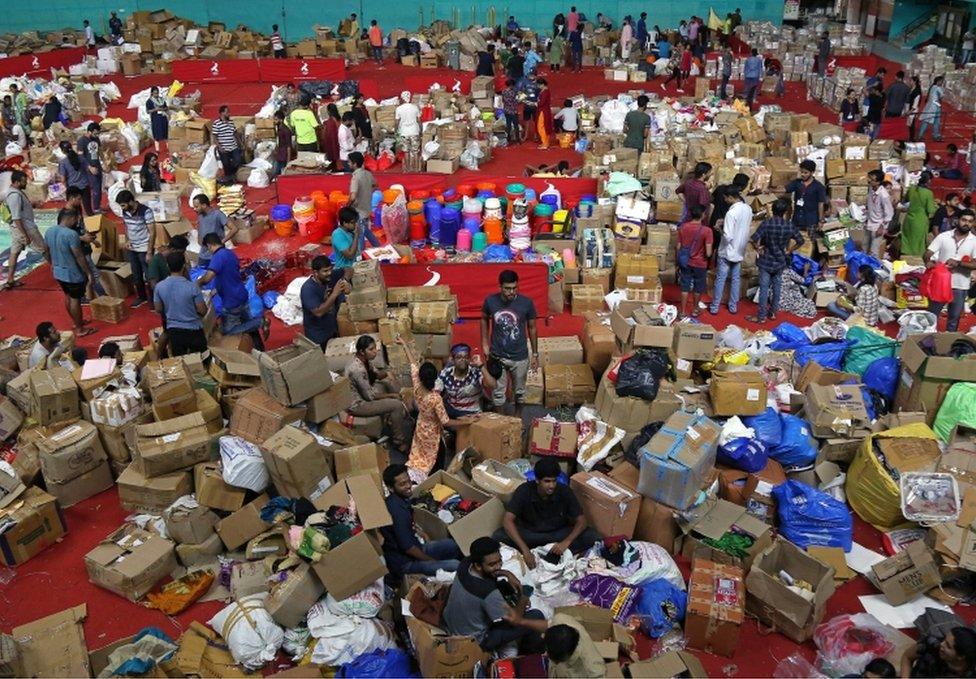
[624,420,665,468]
[299,80,333,99]
[615,348,671,400]
[337,80,360,99]
[396,37,411,56]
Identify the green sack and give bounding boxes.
[842,326,898,376]
[933,382,976,441]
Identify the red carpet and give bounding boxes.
[5,59,976,676]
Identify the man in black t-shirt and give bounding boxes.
[481,269,537,414]
[492,458,602,570]
[476,45,496,76]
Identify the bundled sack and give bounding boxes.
[743,408,783,448]
[208,594,284,670]
[308,599,397,666]
[769,414,818,468]
[794,340,852,371]
[220,436,269,492]
[718,437,768,473]
[862,357,900,402]
[933,382,976,441]
[842,326,897,376]
[615,348,671,400]
[773,480,853,551]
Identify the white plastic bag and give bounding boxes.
[247,169,270,188]
[198,145,220,179]
[307,600,397,666]
[899,310,937,340]
[219,436,269,491]
[718,325,746,350]
[325,579,385,618]
[719,417,755,446]
[208,594,284,671]
[576,406,624,471]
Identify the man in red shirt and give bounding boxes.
[676,205,714,318]
[676,161,713,225]
[369,20,384,65]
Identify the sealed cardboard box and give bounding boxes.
[194,462,246,512]
[36,421,108,485]
[545,364,596,407]
[571,284,605,315]
[804,383,870,437]
[305,376,354,423]
[868,541,941,606]
[571,470,641,538]
[311,475,391,600]
[217,494,272,550]
[387,285,453,304]
[133,412,211,477]
[673,323,717,361]
[582,313,616,376]
[607,462,680,549]
[348,286,387,321]
[528,419,578,458]
[410,301,456,334]
[117,464,192,513]
[84,524,176,601]
[45,459,113,507]
[685,558,744,657]
[29,367,79,426]
[614,253,660,290]
[163,501,219,545]
[524,368,544,406]
[745,539,836,642]
[0,487,66,567]
[709,367,768,416]
[266,563,325,629]
[896,332,976,422]
[143,358,196,419]
[333,443,389,486]
[538,336,584,367]
[261,425,334,499]
[411,471,506,555]
[257,335,334,406]
[454,413,523,462]
[638,411,721,510]
[229,387,306,445]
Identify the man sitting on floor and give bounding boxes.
[493,458,602,569]
[546,612,606,678]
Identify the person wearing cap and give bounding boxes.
[493,458,602,570]
[436,343,498,417]
[395,91,422,173]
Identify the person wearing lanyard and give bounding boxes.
[924,210,976,331]
[785,160,828,239]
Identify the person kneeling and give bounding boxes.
[380,464,462,577]
[493,458,602,569]
[443,537,547,657]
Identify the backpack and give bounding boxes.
[677,222,705,269]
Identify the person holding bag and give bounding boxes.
[923,209,976,331]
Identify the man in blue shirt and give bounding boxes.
[192,194,234,268]
[636,13,648,54]
[656,37,672,60]
[196,233,267,349]
[301,256,349,349]
[44,208,94,336]
[331,206,362,270]
[154,250,208,356]
[743,48,764,108]
[380,464,462,577]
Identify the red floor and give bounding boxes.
[5,58,976,676]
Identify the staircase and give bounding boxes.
[891,9,939,49]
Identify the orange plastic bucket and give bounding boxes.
[484,218,504,244]
[273,220,294,237]
[456,184,476,198]
[382,189,400,204]
[475,182,497,193]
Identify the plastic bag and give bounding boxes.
[920,262,953,303]
[208,594,284,671]
[843,326,897,376]
[791,253,822,285]
[814,614,898,677]
[247,168,270,188]
[198,145,220,179]
[718,437,768,473]
[794,340,851,370]
[615,348,670,400]
[845,247,882,284]
[482,244,513,262]
[634,579,687,638]
[338,649,416,678]
[569,574,642,623]
[219,436,269,491]
[769,414,818,467]
[625,421,665,468]
[326,579,385,618]
[743,408,783,448]
[773,480,853,551]
[577,406,624,472]
[933,382,976,440]
[245,276,264,320]
[897,310,937,340]
[770,322,810,350]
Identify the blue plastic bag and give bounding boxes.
[717,437,768,473]
[769,414,818,467]
[244,276,263,318]
[844,242,882,284]
[634,579,687,638]
[483,244,514,262]
[743,408,783,448]
[862,357,900,401]
[794,340,851,370]
[770,322,809,350]
[338,649,416,678]
[262,291,280,309]
[791,253,821,285]
[773,480,853,551]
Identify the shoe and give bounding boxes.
[728,306,738,314]
[80,297,92,305]
[708,307,719,315]
[131,299,147,309]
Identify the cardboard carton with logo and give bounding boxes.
[685,557,744,657]
[409,301,456,334]
[217,494,272,550]
[637,411,721,510]
[311,475,391,600]
[710,367,768,416]
[257,335,334,406]
[571,470,641,538]
[455,412,524,462]
[261,425,334,499]
[538,336,584,367]
[117,464,192,513]
[672,323,717,362]
[896,332,976,421]
[677,498,773,571]
[0,487,66,567]
[868,541,941,606]
[132,412,211,478]
[545,364,596,407]
[229,387,306,445]
[411,471,506,555]
[36,420,108,485]
[305,376,354,424]
[29,367,79,426]
[84,524,176,601]
[528,419,578,458]
[804,383,870,437]
[745,539,836,642]
[194,462,246,512]
[406,616,489,678]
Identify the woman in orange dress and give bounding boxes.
[397,337,464,482]
[535,78,554,150]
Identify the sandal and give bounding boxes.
[2,280,23,290]
[745,315,765,323]
[77,327,96,337]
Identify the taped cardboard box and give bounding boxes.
[84,524,176,601]
[804,383,870,437]
[29,367,79,426]
[229,387,307,445]
[412,471,505,555]
[677,497,773,571]
[582,312,617,376]
[685,557,744,657]
[36,420,108,485]
[311,475,391,599]
[194,461,245,512]
[896,332,976,422]
[406,616,489,679]
[261,425,334,499]
[0,487,66,567]
[305,376,354,423]
[571,470,641,539]
[133,412,211,477]
[266,562,325,629]
[673,323,717,361]
[217,493,272,550]
[455,412,523,462]
[528,419,578,458]
[594,368,681,433]
[544,364,596,407]
[868,541,941,606]
[709,367,768,416]
[333,442,389,487]
[12,605,90,679]
[409,300,457,334]
[637,411,721,510]
[143,358,196,420]
[538,336,584,367]
[257,335,334,406]
[607,462,680,549]
[163,501,219,545]
[614,253,660,290]
[45,459,114,508]
[117,464,192,513]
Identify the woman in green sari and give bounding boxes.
[549,33,566,72]
[901,170,937,256]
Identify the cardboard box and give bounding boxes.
[410,301,456,334]
[412,471,506,555]
[325,334,384,372]
[229,387,306,445]
[266,563,325,629]
[36,421,108,485]
[194,462,246,512]
[545,364,596,407]
[387,285,454,304]
[333,443,389,486]
[685,558,744,657]
[709,367,768,416]
[609,306,673,351]
[804,383,869,437]
[614,253,660,290]
[538,336,584,367]
[305,376,354,423]
[406,616,489,679]
[745,539,836,642]
[594,369,681,432]
[209,348,261,388]
[261,425,334,499]
[311,475,391,600]
[607,462,680,549]
[12,605,90,678]
[868,541,941,606]
[471,459,524,504]
[117,464,192,513]
[455,413,523,462]
[0,395,24,440]
[257,335,334,406]
[717,459,786,525]
[582,314,617,376]
[143,358,196,420]
[571,284,605,315]
[217,494,272,550]
[571,471,641,538]
[528,419,577,458]
[84,524,176,601]
[163,502,219,545]
[897,333,976,422]
[426,157,460,174]
[29,367,79,426]
[673,323,717,361]
[628,652,706,678]
[0,487,66,567]
[133,412,211,477]
[45,459,113,507]
[678,498,773,571]
[637,411,721,510]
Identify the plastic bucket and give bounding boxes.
[382,189,400,204]
[484,218,504,244]
[472,232,488,252]
[456,228,472,251]
[270,204,293,221]
[274,220,294,237]
[476,181,497,193]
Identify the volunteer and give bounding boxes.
[300,255,348,350]
[923,209,976,331]
[395,91,422,173]
[153,250,208,357]
[344,335,412,456]
[546,614,606,678]
[436,343,497,417]
[709,187,753,316]
[197,233,268,350]
[481,269,538,416]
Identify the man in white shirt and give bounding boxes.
[963,30,975,66]
[338,112,357,171]
[924,209,976,331]
[395,91,422,172]
[709,188,753,315]
[84,19,95,47]
[866,169,893,259]
[28,321,69,369]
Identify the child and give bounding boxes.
[827,264,880,326]
[676,205,713,317]
[553,99,578,137]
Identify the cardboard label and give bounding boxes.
[714,577,740,606]
[746,389,760,401]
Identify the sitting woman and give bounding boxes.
[826,264,880,326]
[901,626,976,678]
[344,335,412,456]
[524,160,580,177]
[931,143,968,181]
[436,343,498,418]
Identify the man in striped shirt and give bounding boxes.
[115,189,155,308]
[270,24,285,58]
[212,106,243,185]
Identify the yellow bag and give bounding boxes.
[846,422,938,529]
[168,80,184,98]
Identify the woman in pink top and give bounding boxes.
[933,143,967,181]
[567,6,579,32]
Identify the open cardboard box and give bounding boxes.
[411,470,505,555]
[678,497,773,571]
[405,616,488,678]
